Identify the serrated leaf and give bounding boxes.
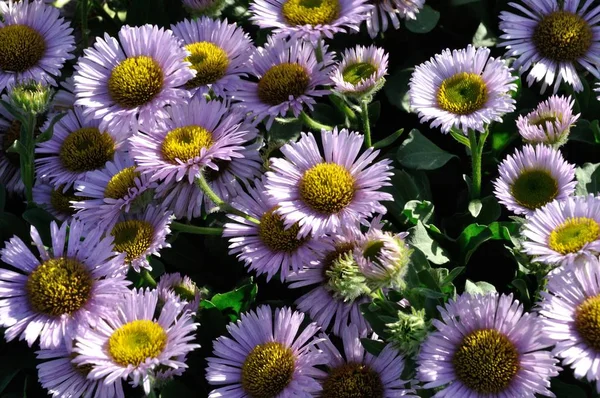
[397,130,457,170]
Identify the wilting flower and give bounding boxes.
[499,0,600,93]
[517,95,580,146]
[330,45,388,98]
[366,0,425,38]
[73,24,195,132]
[522,194,600,267]
[409,45,517,134]
[0,220,129,348]
[493,144,577,216]
[205,306,327,397]
[265,128,393,238]
[0,0,75,91]
[417,292,559,397]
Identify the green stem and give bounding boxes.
[329,95,356,121]
[315,39,324,63]
[467,129,489,199]
[171,222,224,235]
[360,101,372,148]
[196,173,260,224]
[141,269,157,288]
[299,111,333,132]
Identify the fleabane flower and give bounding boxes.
[517,95,580,146]
[205,305,327,397]
[493,144,577,216]
[73,288,200,395]
[316,324,417,397]
[266,128,393,238]
[417,292,560,397]
[499,0,600,93]
[539,259,600,391]
[522,194,600,267]
[235,36,332,129]
[35,106,127,188]
[409,45,517,134]
[72,153,156,230]
[330,45,388,98]
[0,100,24,195]
[0,0,75,91]
[223,178,329,282]
[171,17,255,98]
[366,0,425,38]
[32,180,80,221]
[73,24,195,132]
[0,220,129,348]
[157,272,202,314]
[249,0,371,41]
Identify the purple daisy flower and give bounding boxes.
[73,288,200,395]
[417,292,560,397]
[330,45,388,97]
[32,179,81,221]
[517,95,580,146]
[72,153,156,230]
[0,220,129,349]
[0,0,75,91]
[287,226,371,336]
[409,45,517,134]
[171,17,255,98]
[157,272,202,314]
[205,305,327,397]
[235,36,332,129]
[265,128,393,238]
[522,194,600,267]
[106,205,173,273]
[315,324,417,397]
[73,24,195,132]
[223,178,329,282]
[499,0,600,93]
[36,343,125,398]
[249,0,371,41]
[0,100,24,195]
[35,106,127,189]
[539,258,600,391]
[493,144,577,216]
[366,0,425,38]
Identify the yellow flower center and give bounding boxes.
[241,341,295,398]
[548,217,600,255]
[108,319,167,366]
[257,63,310,106]
[26,257,93,317]
[110,220,154,263]
[342,62,377,85]
[161,125,214,164]
[49,184,82,215]
[452,329,520,394]
[321,362,384,398]
[510,169,558,211]
[104,166,140,200]
[108,56,164,109]
[281,0,340,26]
[531,114,560,128]
[184,41,229,88]
[258,207,307,253]
[58,127,116,173]
[2,119,21,166]
[437,72,488,115]
[299,162,355,214]
[575,294,600,351]
[533,11,593,62]
[0,25,46,72]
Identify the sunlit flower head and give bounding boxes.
[499,0,600,93]
[493,144,577,216]
[517,95,580,146]
[330,45,388,97]
[366,0,425,38]
[0,220,129,348]
[73,24,195,132]
[157,272,202,314]
[409,45,517,134]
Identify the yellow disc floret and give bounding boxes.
[437,72,488,115]
[257,63,310,106]
[26,257,93,316]
[184,41,229,88]
[108,56,164,109]
[258,207,307,253]
[510,169,558,210]
[533,11,593,62]
[241,341,295,398]
[104,166,140,200]
[548,217,600,255]
[108,319,167,366]
[575,295,600,351]
[321,362,384,398]
[281,0,340,26]
[49,185,81,215]
[58,127,116,172]
[299,162,355,214]
[0,25,46,72]
[161,125,214,164]
[111,220,154,263]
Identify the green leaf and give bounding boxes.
[575,162,600,195]
[570,119,600,144]
[441,266,466,286]
[201,282,258,320]
[464,279,496,295]
[382,169,431,223]
[402,200,434,225]
[397,130,457,170]
[511,278,531,307]
[405,5,440,34]
[360,303,388,337]
[472,22,497,48]
[373,128,404,149]
[22,207,56,246]
[368,101,381,123]
[407,222,450,265]
[268,118,302,144]
[0,368,19,395]
[360,338,387,356]
[458,222,518,264]
[311,103,344,126]
[551,379,588,398]
[35,112,65,144]
[160,380,196,397]
[468,199,483,218]
[0,184,5,212]
[384,68,413,112]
